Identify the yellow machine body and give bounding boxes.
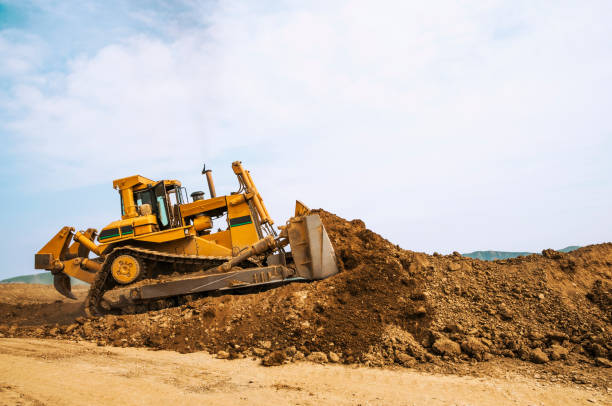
[94,188,263,258]
[34,161,340,309]
[36,161,278,285]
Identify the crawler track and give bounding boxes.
[84,246,230,316]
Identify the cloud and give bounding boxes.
[0,31,44,77]
[2,1,612,253]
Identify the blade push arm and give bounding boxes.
[232,161,274,226]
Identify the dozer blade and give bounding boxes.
[287,214,339,280]
[53,272,76,300]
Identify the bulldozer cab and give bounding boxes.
[129,182,186,230]
[118,178,187,231]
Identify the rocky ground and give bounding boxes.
[1,209,610,391]
[1,338,610,406]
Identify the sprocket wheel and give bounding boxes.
[110,254,142,284]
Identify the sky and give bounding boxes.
[0,1,611,279]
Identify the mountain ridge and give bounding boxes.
[462,246,580,261]
[1,272,87,285]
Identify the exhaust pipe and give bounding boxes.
[202,164,217,198]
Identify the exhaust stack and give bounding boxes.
[202,164,217,198]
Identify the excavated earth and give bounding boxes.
[1,210,611,388]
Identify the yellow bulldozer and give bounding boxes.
[35,161,338,316]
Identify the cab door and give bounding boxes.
[153,182,171,230]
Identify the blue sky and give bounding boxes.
[1,1,611,279]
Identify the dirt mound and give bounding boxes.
[2,210,611,375]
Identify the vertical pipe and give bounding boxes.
[205,170,217,198]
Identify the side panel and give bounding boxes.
[123,226,189,244]
[99,225,191,252]
[180,196,227,218]
[128,235,232,257]
[226,195,261,252]
[199,230,233,251]
[97,215,157,243]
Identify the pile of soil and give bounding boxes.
[2,210,611,373]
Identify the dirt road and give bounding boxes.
[0,338,609,406]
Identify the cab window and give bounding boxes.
[135,189,154,208]
[156,196,169,226]
[154,182,171,229]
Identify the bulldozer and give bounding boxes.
[34,161,338,316]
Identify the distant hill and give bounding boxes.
[463,246,580,261]
[1,273,87,285]
[462,250,533,261]
[557,246,581,253]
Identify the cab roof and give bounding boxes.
[113,175,182,191]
